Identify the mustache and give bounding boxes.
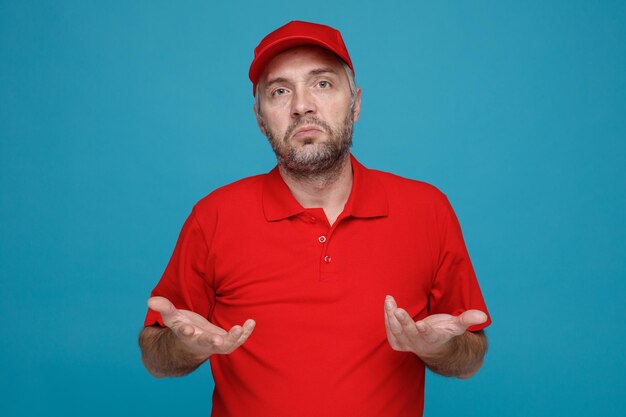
[284,117,331,140]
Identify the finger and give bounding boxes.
[416,320,429,333]
[385,295,397,310]
[384,311,401,350]
[212,325,245,353]
[200,320,255,355]
[383,303,397,338]
[233,319,256,346]
[147,296,175,314]
[195,332,225,352]
[220,324,249,353]
[195,332,224,347]
[147,296,178,325]
[383,306,392,332]
[393,308,419,337]
[415,319,441,345]
[243,319,256,330]
[228,325,244,341]
[384,296,407,349]
[385,296,403,335]
[211,334,224,347]
[457,310,488,330]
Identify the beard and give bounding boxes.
[263,113,354,179]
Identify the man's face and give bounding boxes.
[255,46,361,177]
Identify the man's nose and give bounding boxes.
[291,87,316,117]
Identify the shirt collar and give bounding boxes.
[345,155,389,219]
[262,154,389,222]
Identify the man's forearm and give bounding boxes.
[420,330,487,378]
[138,326,207,378]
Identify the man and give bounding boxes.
[139,21,491,417]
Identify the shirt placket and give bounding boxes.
[301,209,343,282]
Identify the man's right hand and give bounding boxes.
[147,296,256,360]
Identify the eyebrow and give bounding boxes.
[309,67,338,76]
[264,67,339,89]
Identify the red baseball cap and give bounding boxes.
[249,20,354,95]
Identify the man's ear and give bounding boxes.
[253,103,267,136]
[352,88,362,122]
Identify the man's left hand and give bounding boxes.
[384,295,487,359]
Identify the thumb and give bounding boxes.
[458,310,488,329]
[147,296,176,318]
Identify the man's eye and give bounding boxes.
[272,88,288,96]
[317,81,331,88]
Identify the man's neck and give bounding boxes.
[278,153,353,226]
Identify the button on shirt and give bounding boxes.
[145,155,491,417]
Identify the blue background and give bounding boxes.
[1,1,624,416]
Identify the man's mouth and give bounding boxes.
[292,126,323,139]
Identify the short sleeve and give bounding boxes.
[144,207,216,327]
[428,197,491,332]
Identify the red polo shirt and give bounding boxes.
[145,155,490,417]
